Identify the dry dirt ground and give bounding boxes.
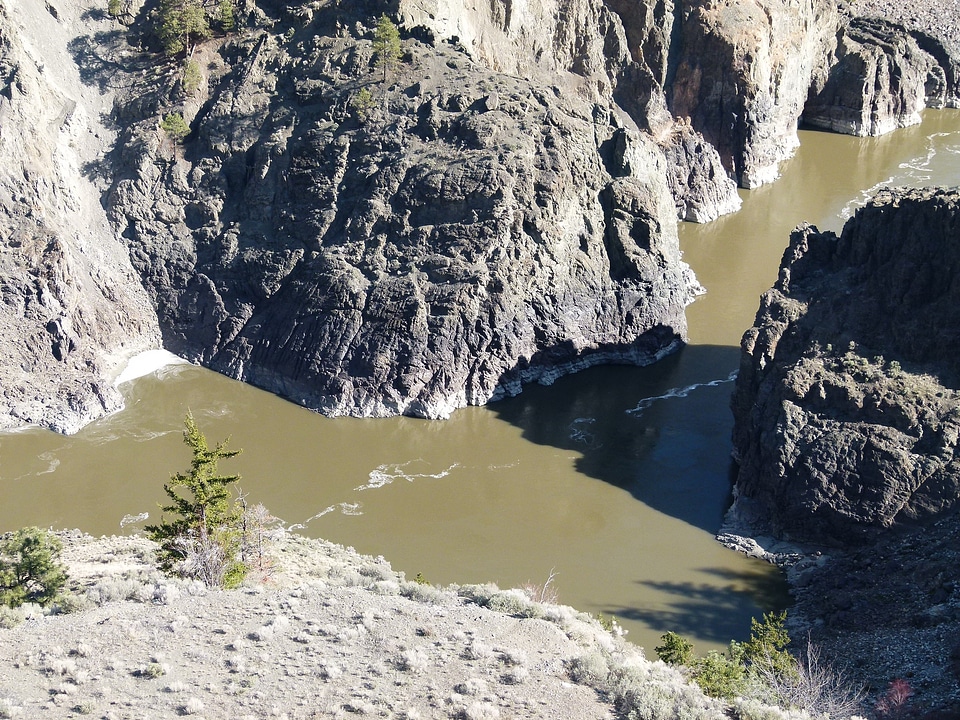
[0,532,661,720]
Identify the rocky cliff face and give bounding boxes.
[731,188,960,544]
[805,16,960,136]
[102,2,699,418]
[0,0,160,433]
[3,0,959,432]
[399,0,743,218]
[669,0,839,188]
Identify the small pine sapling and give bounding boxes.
[145,412,248,588]
[655,631,694,666]
[160,112,190,145]
[0,527,68,607]
[372,14,402,82]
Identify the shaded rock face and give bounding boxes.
[0,0,160,433]
[731,188,960,544]
[805,17,960,136]
[106,8,697,419]
[668,0,839,188]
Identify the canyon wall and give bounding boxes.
[0,0,160,433]
[1,0,959,431]
[731,188,960,544]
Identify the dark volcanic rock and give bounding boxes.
[804,17,960,136]
[107,13,698,419]
[731,187,960,544]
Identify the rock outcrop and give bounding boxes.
[804,16,960,136]
[399,0,743,218]
[3,0,960,432]
[669,0,839,188]
[104,4,699,419]
[731,187,960,545]
[0,0,160,433]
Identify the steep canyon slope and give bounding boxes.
[1,0,958,431]
[732,188,960,545]
[0,0,160,433]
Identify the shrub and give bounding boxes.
[691,650,747,699]
[181,59,202,96]
[876,678,913,719]
[160,112,190,144]
[0,527,68,608]
[764,640,865,717]
[656,631,694,666]
[351,87,375,121]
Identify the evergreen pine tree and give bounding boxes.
[217,0,235,32]
[145,412,246,586]
[158,0,210,56]
[0,527,68,607]
[373,13,401,82]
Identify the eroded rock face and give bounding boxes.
[731,188,960,544]
[106,11,698,418]
[399,0,743,220]
[669,0,839,188]
[0,0,160,433]
[805,17,960,136]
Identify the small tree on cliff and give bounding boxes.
[145,412,247,588]
[157,0,210,56]
[373,14,401,82]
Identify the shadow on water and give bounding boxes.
[489,342,792,634]
[601,567,794,645]
[490,343,745,536]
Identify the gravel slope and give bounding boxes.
[0,532,722,720]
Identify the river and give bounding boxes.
[2,110,959,655]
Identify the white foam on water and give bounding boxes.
[287,501,366,529]
[36,452,60,475]
[119,512,149,528]
[355,460,459,492]
[114,349,190,386]
[839,130,960,223]
[569,417,600,447]
[626,370,739,417]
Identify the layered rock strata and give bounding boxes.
[731,187,960,545]
[805,16,960,136]
[3,0,960,432]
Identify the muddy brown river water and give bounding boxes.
[2,110,960,654]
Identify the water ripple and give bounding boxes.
[625,371,738,417]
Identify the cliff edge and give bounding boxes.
[731,187,960,545]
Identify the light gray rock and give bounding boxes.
[805,17,958,136]
[0,0,160,434]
